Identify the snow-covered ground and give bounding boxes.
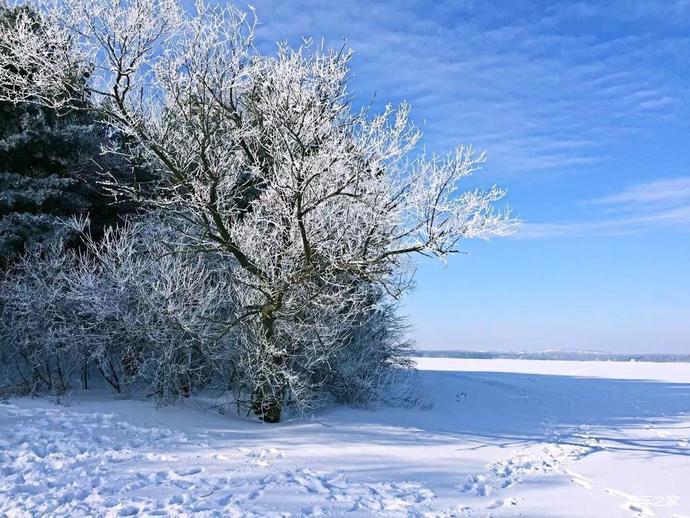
[1,358,689,517]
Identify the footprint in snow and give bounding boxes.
[238,446,285,467]
[487,497,518,510]
[624,503,654,517]
[247,488,263,500]
[175,467,202,476]
[461,474,491,496]
[118,505,139,516]
[167,494,185,505]
[563,469,593,490]
[606,489,655,517]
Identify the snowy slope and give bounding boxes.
[1,358,689,517]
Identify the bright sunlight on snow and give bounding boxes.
[2,358,689,517]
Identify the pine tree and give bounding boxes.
[0,4,137,267]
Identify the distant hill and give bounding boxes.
[414,349,690,363]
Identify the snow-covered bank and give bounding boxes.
[2,358,689,517]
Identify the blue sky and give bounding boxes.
[246,0,690,353]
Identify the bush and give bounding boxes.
[0,236,81,394]
[0,218,238,398]
[0,217,415,413]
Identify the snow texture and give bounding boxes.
[1,358,689,517]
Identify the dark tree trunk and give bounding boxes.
[251,307,285,423]
[81,362,89,390]
[252,386,282,423]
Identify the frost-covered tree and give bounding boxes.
[0,0,515,421]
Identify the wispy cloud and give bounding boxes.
[520,177,690,238]
[586,177,690,208]
[248,0,690,176]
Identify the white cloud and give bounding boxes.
[520,177,690,238]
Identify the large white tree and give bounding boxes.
[0,0,515,421]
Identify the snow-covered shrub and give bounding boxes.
[65,218,239,399]
[0,217,238,398]
[0,237,81,394]
[319,299,414,407]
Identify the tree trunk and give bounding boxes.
[81,361,88,390]
[252,384,282,423]
[251,307,284,423]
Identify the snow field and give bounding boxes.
[2,358,689,517]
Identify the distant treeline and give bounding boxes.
[414,350,690,363]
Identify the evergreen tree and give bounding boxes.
[0,4,138,267]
